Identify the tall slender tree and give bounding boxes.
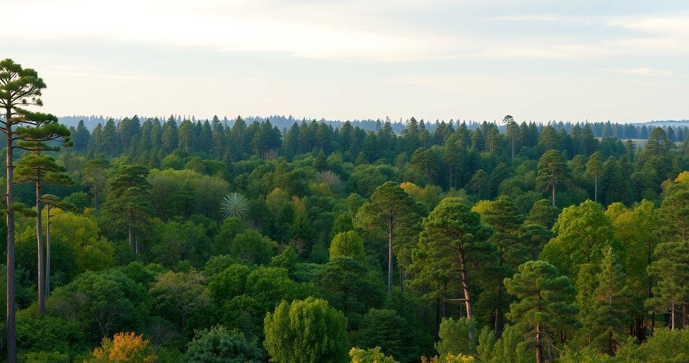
[0,58,66,363]
[585,151,603,203]
[504,261,578,363]
[537,150,571,207]
[358,182,421,294]
[416,197,493,341]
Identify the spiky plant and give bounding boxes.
[221,192,249,220]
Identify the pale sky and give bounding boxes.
[2,0,688,123]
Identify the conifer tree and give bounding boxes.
[505,261,578,363]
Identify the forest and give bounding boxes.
[2,59,689,363]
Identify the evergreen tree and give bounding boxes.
[504,261,578,363]
[537,150,571,207]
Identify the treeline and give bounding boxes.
[59,114,689,141]
[4,59,689,363]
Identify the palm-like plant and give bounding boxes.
[221,192,249,220]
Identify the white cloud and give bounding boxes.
[607,67,675,77]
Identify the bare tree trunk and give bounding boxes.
[459,252,475,341]
[594,174,598,203]
[387,220,394,295]
[552,184,556,207]
[671,300,676,330]
[5,123,17,363]
[46,205,51,298]
[399,266,404,293]
[535,323,544,363]
[128,223,133,249]
[36,182,45,314]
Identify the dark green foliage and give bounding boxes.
[185,325,264,363]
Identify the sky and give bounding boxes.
[2,0,688,123]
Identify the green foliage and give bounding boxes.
[264,297,349,363]
[504,261,578,362]
[315,257,384,326]
[185,325,264,363]
[229,229,275,265]
[350,347,400,363]
[329,231,367,264]
[436,318,477,359]
[47,270,150,342]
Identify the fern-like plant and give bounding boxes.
[221,192,249,220]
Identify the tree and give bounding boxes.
[329,231,367,265]
[585,151,603,203]
[470,169,489,199]
[435,318,477,359]
[349,347,399,363]
[15,151,72,314]
[0,58,71,362]
[81,158,109,211]
[350,309,416,362]
[526,199,559,229]
[263,297,349,363]
[503,115,518,159]
[229,229,275,265]
[661,189,689,242]
[646,242,689,330]
[415,197,493,340]
[537,150,570,207]
[480,195,524,334]
[358,181,421,294]
[150,270,210,330]
[86,332,156,363]
[185,325,263,363]
[104,165,152,251]
[47,270,150,342]
[588,247,633,354]
[504,261,578,363]
[540,200,620,283]
[315,257,384,325]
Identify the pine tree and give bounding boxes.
[537,150,571,207]
[504,261,578,363]
[585,151,603,203]
[415,197,493,340]
[589,247,633,354]
[646,241,689,330]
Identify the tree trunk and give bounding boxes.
[36,182,45,314]
[594,174,598,203]
[399,266,404,293]
[128,224,133,249]
[535,323,544,363]
[46,205,51,298]
[458,252,475,341]
[552,183,556,207]
[387,220,394,295]
[5,119,17,363]
[671,300,676,330]
[511,135,515,159]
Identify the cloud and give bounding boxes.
[607,67,675,77]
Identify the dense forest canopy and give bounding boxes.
[3,59,689,362]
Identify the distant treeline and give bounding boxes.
[57,115,689,141]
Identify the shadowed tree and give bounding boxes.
[81,157,109,211]
[104,165,152,252]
